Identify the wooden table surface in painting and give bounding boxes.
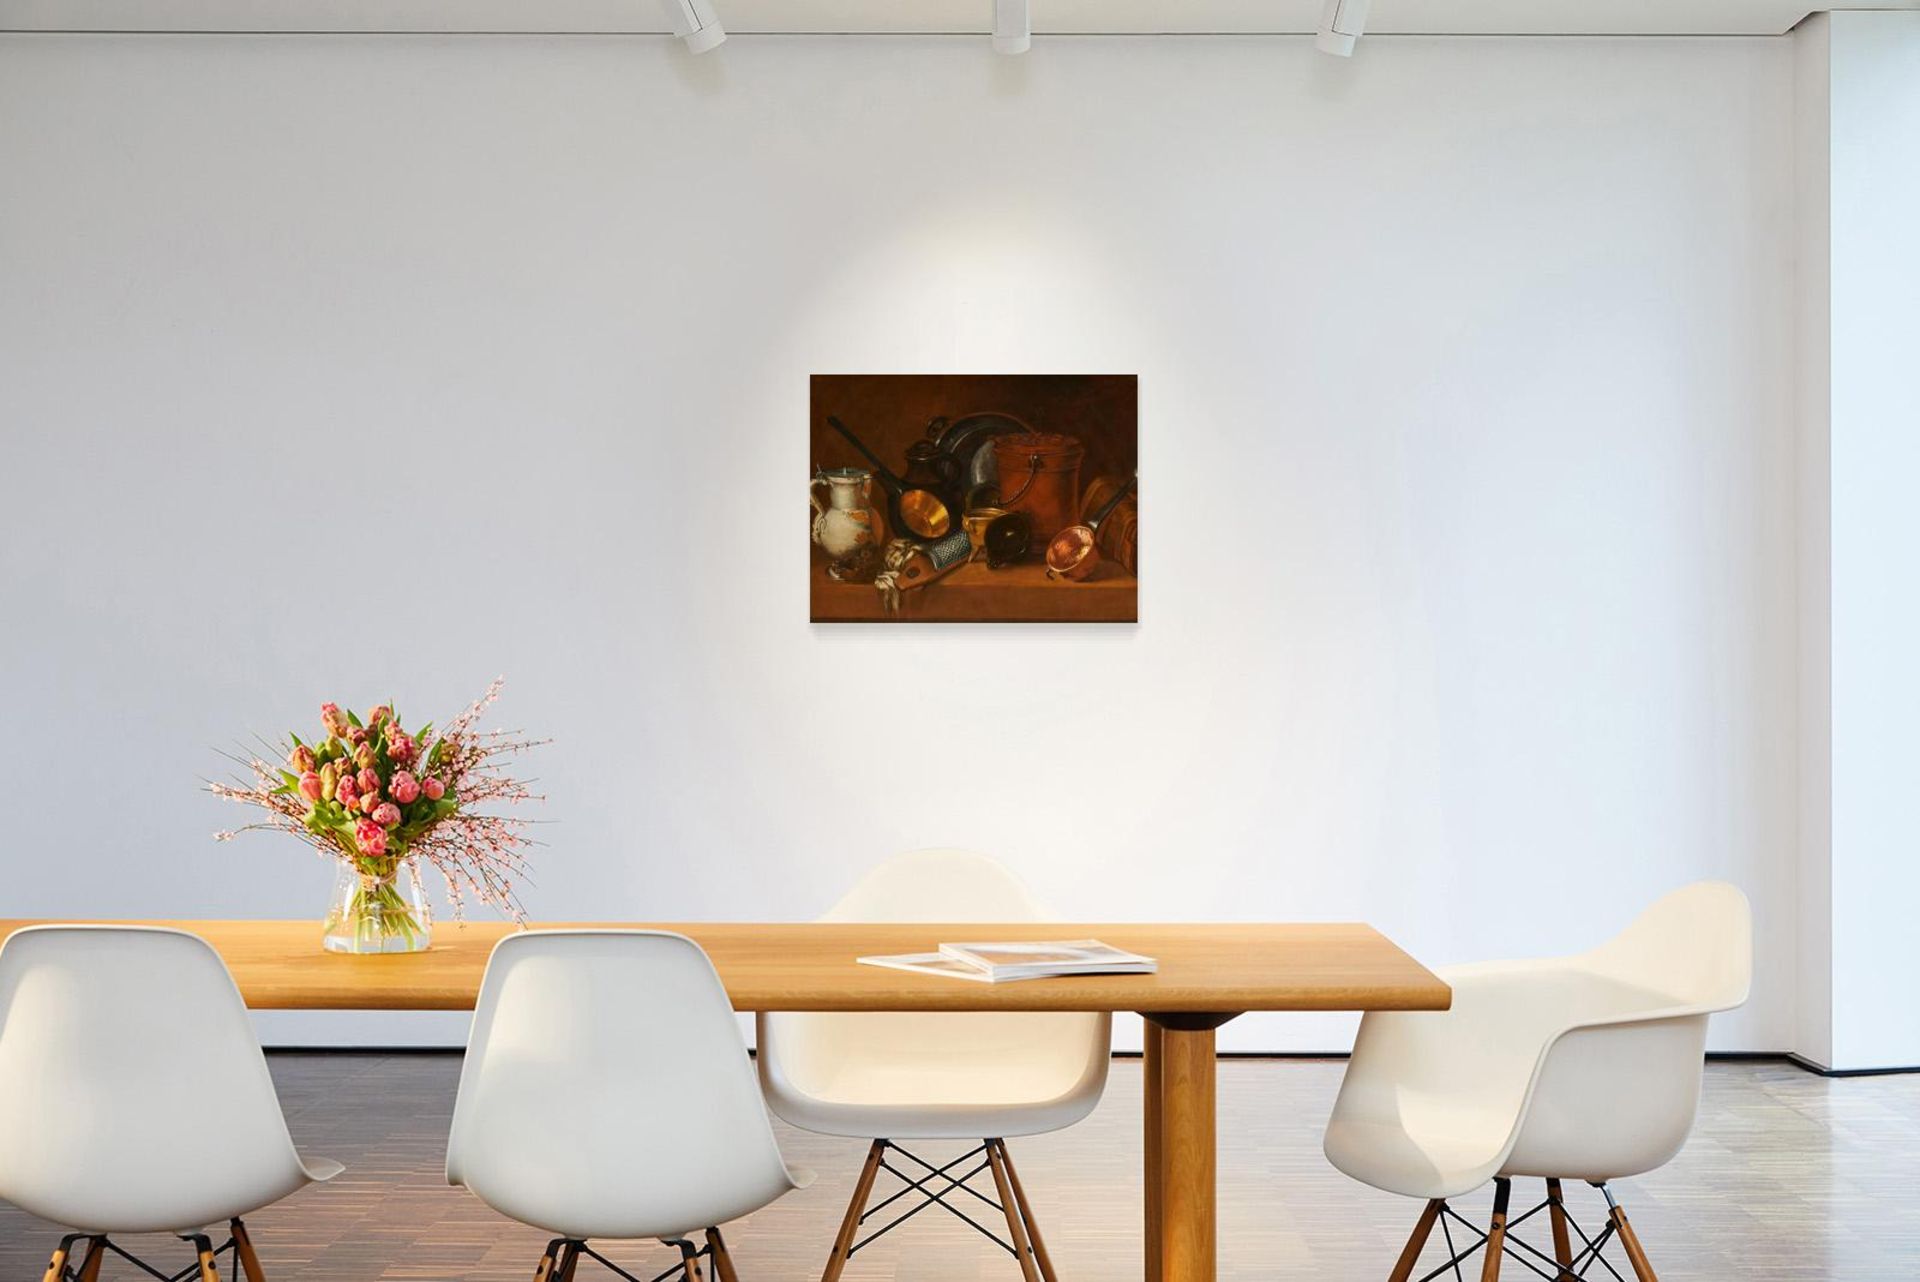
[0,919,1447,1282]
[810,559,1138,623]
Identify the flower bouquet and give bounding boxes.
[212,679,542,954]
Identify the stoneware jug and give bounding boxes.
[810,466,881,579]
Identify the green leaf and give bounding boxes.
[346,709,364,729]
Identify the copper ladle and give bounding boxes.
[1045,474,1136,581]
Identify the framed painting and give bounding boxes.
[809,374,1138,623]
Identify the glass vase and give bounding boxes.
[323,863,431,954]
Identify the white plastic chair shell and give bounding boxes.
[447,929,810,1241]
[0,925,341,1234]
[1323,882,1752,1201]
[756,849,1112,1141]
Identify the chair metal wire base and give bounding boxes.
[853,1141,1018,1258]
[43,1219,263,1282]
[822,1138,1056,1282]
[532,1228,738,1282]
[1400,1180,1658,1282]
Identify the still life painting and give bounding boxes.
[810,374,1138,623]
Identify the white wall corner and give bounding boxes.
[1791,10,1833,1072]
[1805,10,1920,1072]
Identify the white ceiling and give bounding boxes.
[1,0,1915,36]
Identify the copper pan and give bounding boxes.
[1045,475,1136,581]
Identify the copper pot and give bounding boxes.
[991,432,1084,549]
[1045,475,1136,581]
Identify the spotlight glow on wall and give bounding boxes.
[659,0,726,53]
[993,0,1032,55]
[1316,0,1369,56]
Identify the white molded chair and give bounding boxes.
[757,850,1111,1282]
[447,930,811,1281]
[0,925,342,1282]
[1323,882,1752,1282]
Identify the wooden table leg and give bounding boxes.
[1144,1021,1164,1282]
[1143,1013,1236,1282]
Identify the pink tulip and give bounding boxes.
[354,817,387,857]
[367,705,392,726]
[390,772,420,804]
[289,745,317,774]
[320,702,348,737]
[357,767,380,794]
[297,771,324,802]
[422,777,446,801]
[373,802,401,828]
[354,743,376,770]
[359,790,379,815]
[387,733,416,765]
[335,774,358,806]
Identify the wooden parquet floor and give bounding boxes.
[3,1056,1916,1281]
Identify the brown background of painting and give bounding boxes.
[809,374,1138,519]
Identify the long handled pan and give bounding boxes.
[825,415,955,540]
[1044,474,1136,581]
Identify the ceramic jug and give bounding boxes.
[810,467,881,580]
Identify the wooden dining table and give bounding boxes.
[0,919,1449,1282]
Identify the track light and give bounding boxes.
[992,0,1031,55]
[1316,0,1369,57]
[660,0,725,53]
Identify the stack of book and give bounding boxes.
[858,939,1158,984]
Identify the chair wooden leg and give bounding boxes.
[705,1228,741,1282]
[986,1139,1044,1282]
[75,1238,107,1282]
[674,1238,705,1282]
[1388,1201,1444,1282]
[531,1239,565,1282]
[42,1234,82,1282]
[1479,1179,1511,1282]
[189,1234,220,1282]
[1607,1195,1660,1282]
[230,1219,267,1282]
[1544,1181,1575,1281]
[820,1139,886,1282]
[995,1141,1058,1282]
[555,1242,585,1282]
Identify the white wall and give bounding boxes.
[1796,12,1920,1072]
[0,32,1797,1051]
